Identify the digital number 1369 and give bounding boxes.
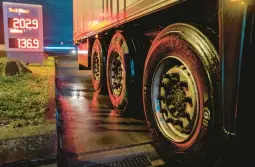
[17,39,39,49]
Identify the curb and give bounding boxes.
[2,155,56,167]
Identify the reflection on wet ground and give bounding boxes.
[56,56,163,167]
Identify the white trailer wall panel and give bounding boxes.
[73,0,181,41]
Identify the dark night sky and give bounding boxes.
[0,0,73,46]
[45,0,73,46]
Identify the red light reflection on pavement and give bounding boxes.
[90,92,99,110]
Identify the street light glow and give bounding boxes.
[44,47,76,50]
[78,50,88,54]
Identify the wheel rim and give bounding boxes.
[152,56,199,143]
[92,52,100,81]
[109,51,123,97]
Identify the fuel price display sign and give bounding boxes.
[2,2,44,63]
[8,18,40,49]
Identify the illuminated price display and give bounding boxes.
[9,38,39,49]
[3,2,43,52]
[8,18,39,29]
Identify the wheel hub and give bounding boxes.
[152,57,199,143]
[110,52,123,97]
[93,53,100,81]
[173,89,184,105]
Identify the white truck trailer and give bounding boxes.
[73,0,255,166]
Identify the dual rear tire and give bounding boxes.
[91,32,142,114]
[105,33,130,112]
[91,39,107,93]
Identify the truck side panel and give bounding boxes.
[73,0,182,41]
[73,0,93,41]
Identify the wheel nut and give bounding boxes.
[183,97,192,106]
[160,108,167,116]
[157,95,164,100]
[158,83,166,88]
[180,81,188,88]
[166,95,172,100]
[163,73,172,80]
[169,105,176,114]
[174,119,183,128]
[182,112,191,122]
[166,118,174,124]
[170,73,179,80]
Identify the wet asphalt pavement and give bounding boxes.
[55,56,164,167]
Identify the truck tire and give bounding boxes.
[106,32,134,113]
[143,23,221,166]
[91,39,107,93]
